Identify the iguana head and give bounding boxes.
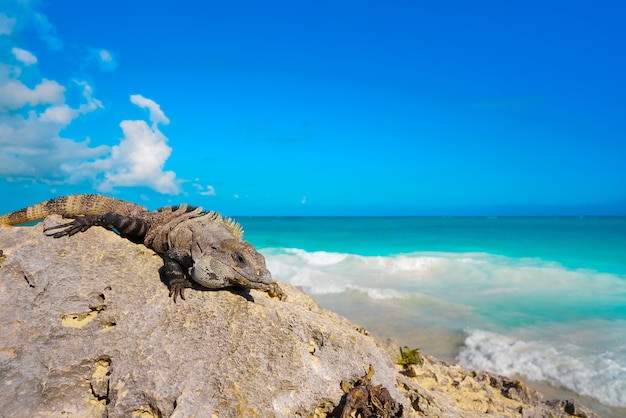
[190,239,273,290]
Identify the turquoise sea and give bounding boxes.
[240,217,626,415]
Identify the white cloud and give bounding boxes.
[34,81,101,124]
[130,94,170,126]
[99,49,113,62]
[0,13,16,35]
[193,183,216,196]
[0,65,66,110]
[0,72,107,180]
[0,3,181,196]
[87,48,118,71]
[100,118,177,193]
[11,47,37,65]
[0,57,106,179]
[33,13,62,50]
[66,96,180,195]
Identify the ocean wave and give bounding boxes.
[262,247,626,407]
[262,247,443,298]
[458,328,626,407]
[261,247,626,309]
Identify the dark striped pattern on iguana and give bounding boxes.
[0,194,282,301]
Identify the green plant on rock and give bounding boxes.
[398,346,422,366]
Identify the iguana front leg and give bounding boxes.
[44,213,149,244]
[163,248,193,302]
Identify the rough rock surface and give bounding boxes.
[0,218,599,417]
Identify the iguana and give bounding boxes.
[0,194,282,301]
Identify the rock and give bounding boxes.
[0,218,600,417]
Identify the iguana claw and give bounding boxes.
[169,286,186,302]
[44,216,97,238]
[168,276,192,302]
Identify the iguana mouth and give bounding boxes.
[190,257,271,290]
[228,265,257,287]
[231,265,272,287]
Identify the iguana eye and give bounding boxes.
[233,252,247,266]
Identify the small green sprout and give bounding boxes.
[398,346,422,366]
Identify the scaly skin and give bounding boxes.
[0,194,283,301]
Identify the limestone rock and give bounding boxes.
[0,218,599,417]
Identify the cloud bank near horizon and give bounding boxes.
[0,7,181,195]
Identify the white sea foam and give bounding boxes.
[285,248,348,265]
[458,328,626,407]
[263,247,626,308]
[262,247,626,408]
[263,247,443,297]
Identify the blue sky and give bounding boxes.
[1,0,625,216]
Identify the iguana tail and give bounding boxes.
[0,194,148,226]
